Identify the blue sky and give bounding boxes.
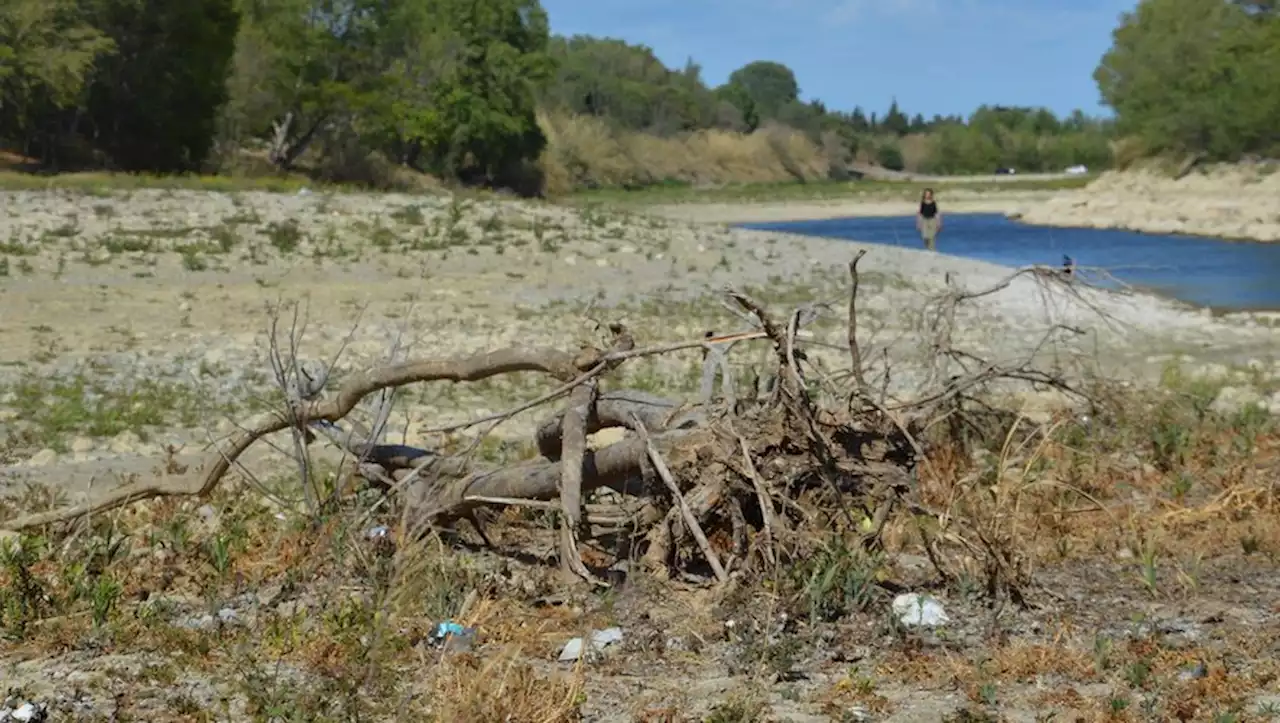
[540,0,1138,120]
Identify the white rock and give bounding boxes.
[25,448,57,467]
[110,430,143,455]
[202,348,226,366]
[892,593,950,627]
[70,436,96,454]
[1191,363,1229,381]
[1210,386,1264,416]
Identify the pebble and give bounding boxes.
[25,449,58,467]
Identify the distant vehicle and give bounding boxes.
[994,167,1016,175]
[1064,164,1089,175]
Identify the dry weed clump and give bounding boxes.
[538,112,828,195]
[907,372,1280,577]
[0,479,590,721]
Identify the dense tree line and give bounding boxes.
[16,0,1245,190]
[1096,0,1280,161]
[538,44,1113,175]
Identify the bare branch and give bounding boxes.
[848,249,868,389]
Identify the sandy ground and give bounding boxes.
[1013,165,1280,242]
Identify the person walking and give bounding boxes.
[916,188,942,251]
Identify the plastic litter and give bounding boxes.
[558,626,624,661]
[429,620,477,652]
[891,593,950,627]
[1,703,47,723]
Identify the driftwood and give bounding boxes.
[2,257,1095,597]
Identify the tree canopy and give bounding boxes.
[1095,0,1280,160]
[0,0,1167,190]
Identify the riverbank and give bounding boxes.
[646,188,1041,224]
[1011,164,1280,242]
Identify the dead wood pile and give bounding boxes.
[2,255,1090,597]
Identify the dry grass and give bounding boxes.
[538,112,829,195]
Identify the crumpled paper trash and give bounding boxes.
[891,593,949,627]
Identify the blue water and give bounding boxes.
[740,213,1280,312]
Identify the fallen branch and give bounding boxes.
[2,346,593,532]
[557,380,598,582]
[407,429,708,525]
[848,250,868,389]
[534,390,698,462]
[1,334,748,533]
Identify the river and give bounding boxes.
[741,213,1280,312]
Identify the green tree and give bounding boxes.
[882,98,909,136]
[876,142,904,171]
[0,0,113,162]
[540,37,717,133]
[724,61,800,121]
[714,83,759,131]
[225,0,392,170]
[1095,0,1280,160]
[414,0,553,187]
[80,0,239,171]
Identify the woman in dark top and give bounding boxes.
[916,188,942,251]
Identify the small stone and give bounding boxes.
[256,583,285,607]
[1210,386,1264,416]
[110,430,142,455]
[202,348,226,366]
[70,437,96,454]
[26,448,57,467]
[196,504,220,531]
